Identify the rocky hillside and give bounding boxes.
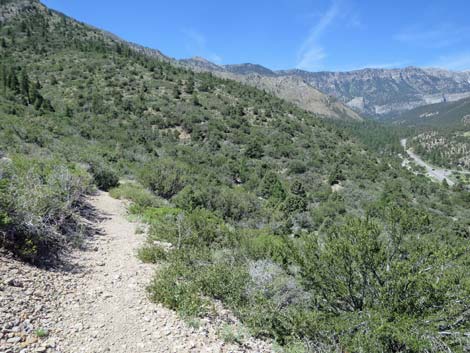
[279,67,470,116]
[224,63,277,77]
[234,74,362,120]
[182,59,470,117]
[181,58,362,121]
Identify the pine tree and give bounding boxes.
[192,93,200,106]
[34,93,44,110]
[185,76,194,94]
[20,70,30,101]
[173,85,181,99]
[291,180,306,197]
[7,67,19,93]
[65,105,73,117]
[29,80,43,108]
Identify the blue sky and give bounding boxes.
[41,0,470,72]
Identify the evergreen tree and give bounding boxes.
[185,76,195,94]
[7,67,19,93]
[29,80,41,106]
[20,69,30,100]
[192,93,200,106]
[172,85,181,99]
[245,140,264,158]
[290,180,306,197]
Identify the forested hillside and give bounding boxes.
[1,1,470,352]
[389,95,470,128]
[389,89,470,181]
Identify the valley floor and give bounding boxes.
[1,192,273,353]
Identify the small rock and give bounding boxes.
[7,336,22,344]
[6,278,23,287]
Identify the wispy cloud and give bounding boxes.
[394,24,470,48]
[346,12,363,29]
[182,28,207,50]
[428,52,470,71]
[296,0,341,71]
[181,28,222,64]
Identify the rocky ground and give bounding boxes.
[1,192,273,353]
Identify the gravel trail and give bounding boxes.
[1,191,273,353]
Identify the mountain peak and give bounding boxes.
[223,63,276,77]
[191,56,213,63]
[179,57,224,72]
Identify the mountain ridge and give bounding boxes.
[180,58,363,121]
[181,58,470,117]
[8,0,469,120]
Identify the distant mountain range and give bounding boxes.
[282,67,470,116]
[9,0,470,122]
[180,58,470,118]
[180,57,362,121]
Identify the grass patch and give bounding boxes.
[109,183,165,209]
[35,328,49,338]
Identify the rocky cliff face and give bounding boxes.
[279,67,470,116]
[0,0,40,22]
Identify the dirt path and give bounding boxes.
[51,191,272,353]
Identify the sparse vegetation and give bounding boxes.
[35,328,49,338]
[0,155,92,263]
[1,1,470,351]
[411,130,470,172]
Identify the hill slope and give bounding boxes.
[181,58,362,121]
[1,1,470,352]
[389,95,470,128]
[393,97,470,172]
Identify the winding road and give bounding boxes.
[400,138,455,186]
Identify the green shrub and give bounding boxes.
[242,234,292,265]
[0,179,11,228]
[138,159,189,199]
[148,261,209,317]
[218,324,245,344]
[109,182,163,208]
[288,160,307,175]
[137,245,167,263]
[198,262,249,306]
[148,208,231,249]
[89,163,119,191]
[35,328,49,338]
[259,172,286,202]
[174,184,259,221]
[281,195,307,214]
[139,206,183,224]
[0,155,92,262]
